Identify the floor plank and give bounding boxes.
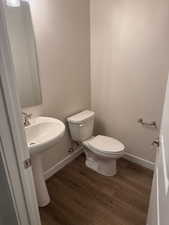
[40,154,153,225]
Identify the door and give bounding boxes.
[147,75,169,225]
[0,153,18,225]
[0,1,41,225]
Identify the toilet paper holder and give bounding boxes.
[137,118,157,129]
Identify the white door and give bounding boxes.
[0,1,41,225]
[0,152,19,225]
[147,75,169,225]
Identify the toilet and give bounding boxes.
[67,110,125,176]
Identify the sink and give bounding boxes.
[25,116,65,155]
[25,116,65,207]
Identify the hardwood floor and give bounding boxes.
[40,154,153,225]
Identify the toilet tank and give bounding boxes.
[67,110,95,142]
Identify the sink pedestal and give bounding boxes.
[25,116,65,207]
[31,154,50,207]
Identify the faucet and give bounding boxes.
[22,112,32,127]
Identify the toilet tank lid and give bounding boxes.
[67,110,95,124]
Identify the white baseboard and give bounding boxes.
[123,152,155,170]
[44,148,154,180]
[44,147,83,180]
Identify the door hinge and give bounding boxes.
[24,158,31,169]
[152,138,160,148]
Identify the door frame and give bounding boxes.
[0,1,41,225]
[147,74,169,225]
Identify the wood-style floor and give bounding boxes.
[40,154,153,225]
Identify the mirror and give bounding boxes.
[5,0,42,108]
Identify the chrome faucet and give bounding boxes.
[22,112,32,127]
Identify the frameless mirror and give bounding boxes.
[5,0,42,108]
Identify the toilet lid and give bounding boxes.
[87,135,125,154]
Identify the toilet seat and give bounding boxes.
[83,135,125,156]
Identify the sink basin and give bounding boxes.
[24,116,65,207]
[25,117,65,155]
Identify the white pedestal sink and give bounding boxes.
[25,117,65,207]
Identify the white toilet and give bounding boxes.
[67,110,125,176]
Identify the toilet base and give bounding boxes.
[84,149,117,176]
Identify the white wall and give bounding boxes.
[91,0,169,162]
[24,0,90,172]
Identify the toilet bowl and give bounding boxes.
[83,135,125,176]
[67,110,125,176]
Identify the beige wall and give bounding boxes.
[24,0,169,168]
[91,0,169,162]
[24,0,90,171]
